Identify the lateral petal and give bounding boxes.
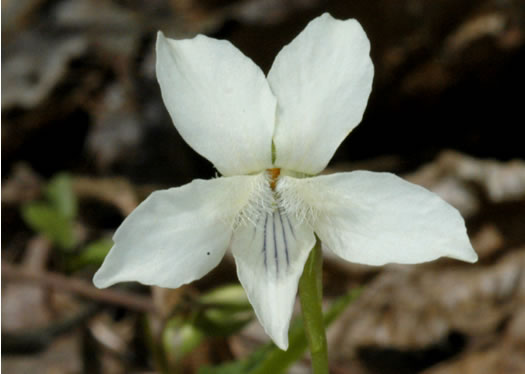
[231,209,315,349]
[282,171,477,266]
[94,176,260,289]
[268,13,374,175]
[156,32,276,176]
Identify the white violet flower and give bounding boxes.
[93,13,478,350]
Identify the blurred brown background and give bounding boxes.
[2,0,525,373]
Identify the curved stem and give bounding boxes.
[298,240,328,374]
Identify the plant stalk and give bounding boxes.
[298,240,328,374]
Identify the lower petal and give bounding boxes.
[231,209,315,350]
[94,176,258,289]
[282,171,477,266]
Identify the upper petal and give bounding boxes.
[281,171,477,266]
[93,176,260,289]
[231,208,315,349]
[268,13,374,175]
[156,32,276,176]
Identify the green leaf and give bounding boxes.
[194,284,253,336]
[21,202,76,249]
[195,307,253,337]
[159,284,254,367]
[68,238,113,270]
[45,173,77,220]
[200,284,251,310]
[163,317,205,365]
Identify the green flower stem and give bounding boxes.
[298,240,328,374]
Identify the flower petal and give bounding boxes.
[94,176,260,288]
[231,209,315,349]
[281,171,477,266]
[156,32,276,176]
[268,13,374,175]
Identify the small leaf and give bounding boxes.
[196,307,253,337]
[195,284,254,336]
[68,238,113,270]
[200,284,251,309]
[21,202,76,249]
[46,173,77,220]
[163,317,205,365]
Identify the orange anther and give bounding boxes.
[267,168,281,190]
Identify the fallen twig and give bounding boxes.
[2,263,157,314]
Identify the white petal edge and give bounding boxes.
[279,171,478,266]
[156,32,276,176]
[268,13,374,175]
[231,209,316,349]
[94,175,262,288]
